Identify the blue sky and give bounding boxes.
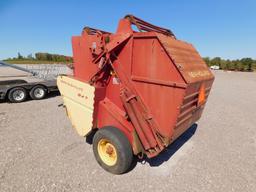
[0,0,255,60]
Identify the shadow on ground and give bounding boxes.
[86,123,198,172]
[46,91,60,99]
[26,91,60,102]
[139,123,198,167]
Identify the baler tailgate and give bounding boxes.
[157,34,214,83]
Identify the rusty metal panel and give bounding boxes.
[130,36,186,142]
[157,34,214,84]
[131,36,185,84]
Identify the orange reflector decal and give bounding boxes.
[198,83,205,106]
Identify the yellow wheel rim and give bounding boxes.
[97,139,117,166]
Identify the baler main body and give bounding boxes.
[58,15,214,160]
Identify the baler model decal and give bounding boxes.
[60,79,83,92]
[188,70,212,78]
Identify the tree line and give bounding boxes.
[203,57,256,71]
[5,53,256,71]
[35,52,73,62]
[6,52,73,63]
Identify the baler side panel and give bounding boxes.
[130,36,186,139]
[132,82,185,139]
[72,36,99,82]
[131,36,185,84]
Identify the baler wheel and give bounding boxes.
[93,126,133,174]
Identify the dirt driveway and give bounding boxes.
[0,71,255,192]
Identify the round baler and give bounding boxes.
[57,15,214,174]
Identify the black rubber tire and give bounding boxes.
[93,126,133,174]
[29,85,47,100]
[8,87,27,103]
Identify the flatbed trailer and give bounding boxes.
[0,61,58,103]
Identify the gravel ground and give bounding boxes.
[0,71,255,192]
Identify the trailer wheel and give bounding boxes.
[30,85,47,100]
[8,87,27,103]
[93,126,133,174]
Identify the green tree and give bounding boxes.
[203,57,210,66]
[18,52,23,60]
[226,60,231,70]
[27,54,33,60]
[241,58,253,71]
[211,57,221,68]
